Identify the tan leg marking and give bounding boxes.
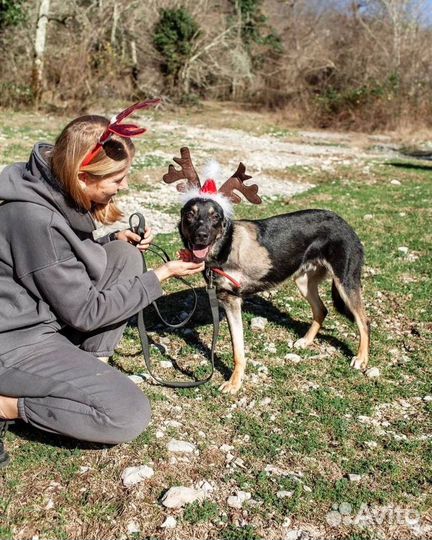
[333,278,370,370]
[294,269,327,349]
[219,295,246,394]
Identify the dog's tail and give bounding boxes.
[331,280,355,323]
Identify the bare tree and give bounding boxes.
[32,0,50,105]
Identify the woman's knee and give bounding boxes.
[100,389,152,444]
[104,240,144,278]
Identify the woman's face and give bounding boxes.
[83,165,130,205]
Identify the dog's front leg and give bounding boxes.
[219,294,246,394]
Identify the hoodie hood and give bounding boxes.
[0,143,96,234]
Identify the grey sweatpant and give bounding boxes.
[0,241,151,444]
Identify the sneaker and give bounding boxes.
[0,420,11,469]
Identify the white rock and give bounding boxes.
[264,465,289,476]
[225,452,235,463]
[160,361,173,369]
[277,490,294,499]
[196,480,215,493]
[366,367,380,378]
[285,353,302,363]
[282,517,292,528]
[127,520,140,534]
[220,444,234,453]
[423,395,432,402]
[391,179,401,185]
[363,214,373,220]
[250,317,268,332]
[45,498,54,510]
[137,372,152,381]
[348,473,362,482]
[121,465,154,487]
[161,516,177,529]
[398,246,409,254]
[260,397,272,406]
[267,343,277,354]
[227,491,251,509]
[285,530,304,540]
[365,441,378,448]
[167,439,197,453]
[128,374,144,384]
[161,486,205,509]
[79,466,92,474]
[164,420,182,428]
[156,430,165,439]
[303,485,312,493]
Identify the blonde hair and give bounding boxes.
[50,115,135,224]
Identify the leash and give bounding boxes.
[129,212,220,388]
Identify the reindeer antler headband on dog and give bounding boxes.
[81,98,161,167]
[162,147,262,214]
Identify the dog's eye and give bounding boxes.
[185,211,195,221]
[211,213,221,223]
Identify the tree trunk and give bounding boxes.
[130,39,139,92]
[32,0,50,106]
[111,1,119,47]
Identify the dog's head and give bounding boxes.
[179,197,229,263]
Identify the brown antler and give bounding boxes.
[219,163,261,204]
[162,147,201,193]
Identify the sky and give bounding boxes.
[328,0,432,26]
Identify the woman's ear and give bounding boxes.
[78,172,88,191]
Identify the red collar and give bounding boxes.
[211,267,241,288]
[178,248,241,288]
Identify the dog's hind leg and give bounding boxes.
[219,295,246,394]
[332,278,370,370]
[294,267,328,350]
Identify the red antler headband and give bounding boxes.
[81,98,161,167]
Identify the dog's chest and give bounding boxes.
[213,222,272,293]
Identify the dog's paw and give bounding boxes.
[219,379,242,395]
[294,337,310,350]
[350,356,367,370]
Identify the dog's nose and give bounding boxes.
[196,231,209,244]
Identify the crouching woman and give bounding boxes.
[0,106,203,467]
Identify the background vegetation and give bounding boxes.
[1,0,432,130]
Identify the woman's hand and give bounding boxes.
[116,227,154,252]
[153,260,205,282]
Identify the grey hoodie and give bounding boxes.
[0,143,163,355]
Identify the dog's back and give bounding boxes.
[243,209,364,290]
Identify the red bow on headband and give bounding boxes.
[81,98,161,167]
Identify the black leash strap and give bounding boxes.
[137,285,219,388]
[130,212,219,388]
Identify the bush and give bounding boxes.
[153,7,200,92]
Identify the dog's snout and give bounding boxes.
[196,230,209,243]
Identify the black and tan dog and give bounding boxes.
[164,148,370,394]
